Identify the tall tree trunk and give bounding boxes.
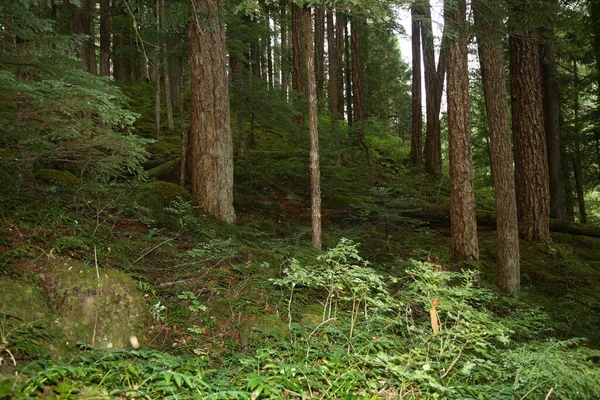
[160,0,175,131]
[267,18,274,89]
[540,26,566,220]
[421,0,442,175]
[99,0,111,76]
[327,8,341,164]
[292,2,305,127]
[572,60,587,224]
[154,0,161,138]
[410,3,423,165]
[509,26,551,242]
[188,0,235,223]
[314,6,325,107]
[351,16,365,132]
[344,16,353,126]
[335,12,345,118]
[304,6,322,249]
[446,0,478,263]
[280,0,290,93]
[179,60,188,187]
[591,0,600,179]
[72,0,96,74]
[474,0,520,295]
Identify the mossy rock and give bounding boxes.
[42,260,150,350]
[239,314,289,345]
[0,278,70,360]
[134,181,192,226]
[145,136,181,169]
[34,169,78,188]
[301,304,325,326]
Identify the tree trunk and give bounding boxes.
[280,0,290,93]
[344,16,353,126]
[72,0,96,74]
[509,28,551,242]
[188,0,235,223]
[304,6,322,249]
[474,0,520,295]
[351,16,365,133]
[446,0,478,263]
[154,0,161,139]
[410,3,423,166]
[335,12,345,118]
[179,61,188,187]
[292,2,305,127]
[314,6,325,108]
[572,60,587,224]
[421,0,442,175]
[160,0,175,131]
[591,0,600,181]
[540,27,566,220]
[267,19,274,89]
[327,8,341,164]
[99,0,111,76]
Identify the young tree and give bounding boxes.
[351,15,365,132]
[292,2,305,127]
[304,6,322,248]
[446,0,478,262]
[327,8,342,163]
[188,0,235,223]
[474,0,520,295]
[509,6,551,243]
[410,3,423,165]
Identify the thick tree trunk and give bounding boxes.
[99,0,111,76]
[304,7,322,249]
[188,0,235,223]
[446,0,478,263]
[541,28,566,220]
[154,0,161,139]
[509,28,551,243]
[421,0,442,175]
[292,2,305,127]
[315,7,325,107]
[474,0,520,295]
[410,4,423,166]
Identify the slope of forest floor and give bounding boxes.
[1,86,600,398]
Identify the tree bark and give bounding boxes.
[351,16,365,132]
[315,6,325,108]
[572,60,587,224]
[421,0,442,175]
[446,0,479,263]
[540,27,566,220]
[344,16,353,126]
[72,0,96,74]
[154,0,161,138]
[509,27,551,243]
[304,6,322,249]
[335,12,345,118]
[474,0,520,295]
[160,0,175,131]
[292,2,305,127]
[99,0,111,76]
[188,0,235,223]
[179,59,187,187]
[327,8,341,164]
[267,18,274,89]
[410,3,423,166]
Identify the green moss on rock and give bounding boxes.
[43,260,150,350]
[240,314,288,345]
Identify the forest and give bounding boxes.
[1,0,600,397]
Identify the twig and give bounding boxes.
[440,341,467,379]
[94,245,100,280]
[306,318,336,359]
[92,312,98,346]
[435,174,445,205]
[544,388,555,400]
[132,226,183,265]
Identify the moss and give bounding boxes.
[239,314,289,345]
[301,304,325,326]
[43,260,150,350]
[134,181,192,227]
[34,169,78,188]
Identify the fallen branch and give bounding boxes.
[440,341,467,379]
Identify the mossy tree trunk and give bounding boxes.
[188,0,235,224]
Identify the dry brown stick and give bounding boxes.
[440,341,468,379]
